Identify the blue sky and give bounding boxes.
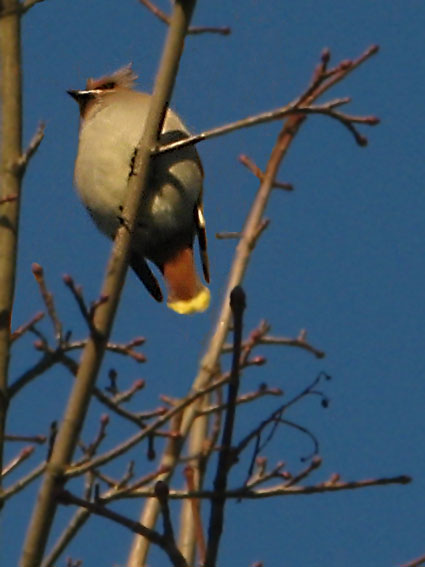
[3,1,425,566]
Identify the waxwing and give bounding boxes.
[68,65,210,314]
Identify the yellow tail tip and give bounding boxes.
[167,287,210,315]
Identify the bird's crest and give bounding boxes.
[86,64,138,91]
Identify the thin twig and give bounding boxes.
[198,385,282,417]
[138,0,230,35]
[57,490,188,567]
[215,231,241,240]
[400,553,425,567]
[11,311,44,342]
[1,446,34,477]
[154,97,378,157]
[155,482,179,551]
[205,286,246,567]
[0,194,18,204]
[4,433,46,444]
[239,154,293,190]
[15,122,45,174]
[31,263,63,343]
[183,466,206,564]
[21,0,46,13]
[65,373,231,478]
[136,46,380,565]
[41,508,90,567]
[8,351,64,398]
[0,0,22,498]
[1,461,46,503]
[120,474,411,500]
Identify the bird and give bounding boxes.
[68,64,210,315]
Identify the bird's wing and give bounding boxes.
[130,251,163,302]
[194,202,210,283]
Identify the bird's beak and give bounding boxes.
[67,89,81,101]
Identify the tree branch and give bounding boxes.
[0,0,22,496]
[205,287,246,567]
[20,2,198,566]
[135,45,379,565]
[57,489,189,567]
[138,0,230,35]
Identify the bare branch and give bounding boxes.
[32,263,63,343]
[136,46,380,564]
[215,231,241,240]
[4,433,46,444]
[41,508,90,567]
[183,466,206,563]
[58,489,189,567]
[205,286,246,567]
[1,461,45,503]
[8,350,64,398]
[0,194,18,204]
[65,374,231,478]
[154,94,378,157]
[14,122,45,174]
[198,385,282,417]
[400,553,425,567]
[222,327,325,359]
[1,445,34,477]
[138,0,230,35]
[11,311,44,342]
[0,0,23,494]
[239,154,293,191]
[122,474,411,500]
[21,0,47,14]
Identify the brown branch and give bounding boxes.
[63,274,109,339]
[0,194,18,204]
[205,286,246,567]
[136,45,379,564]
[4,433,46,444]
[183,466,206,564]
[15,121,45,174]
[1,461,45,503]
[235,371,331,461]
[8,350,63,397]
[154,482,179,554]
[215,231,241,240]
[259,330,325,358]
[65,374,230,478]
[138,0,230,35]
[0,0,22,499]
[54,350,147,429]
[246,459,286,490]
[23,6,201,558]
[401,553,425,567]
[21,0,46,13]
[32,263,63,343]
[62,338,146,364]
[1,445,34,477]
[222,327,325,359]
[79,414,109,459]
[198,385,282,417]
[154,93,378,157]
[239,154,293,191]
[282,456,322,488]
[41,507,90,567]
[10,311,44,342]
[122,474,411,501]
[57,489,189,567]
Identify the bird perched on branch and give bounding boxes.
[68,64,210,315]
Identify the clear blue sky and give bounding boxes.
[3,1,425,566]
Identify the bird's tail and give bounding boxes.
[163,247,210,315]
